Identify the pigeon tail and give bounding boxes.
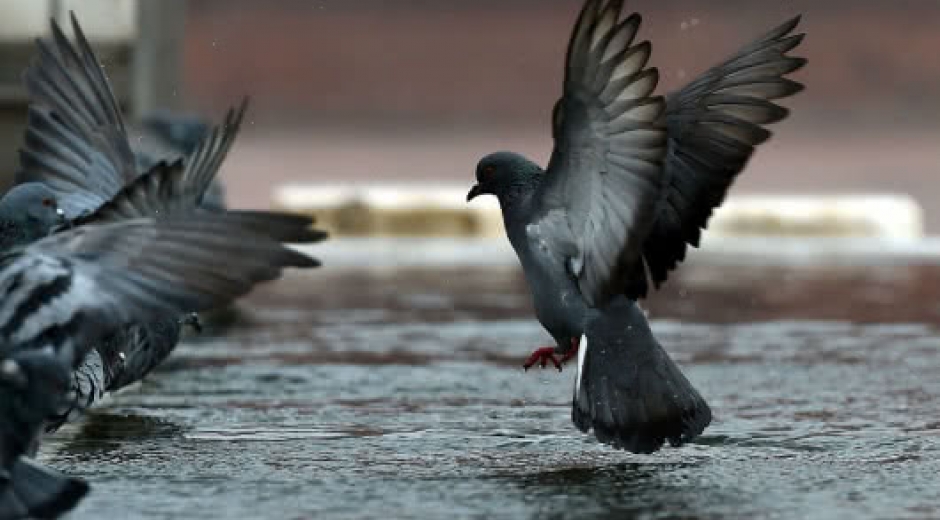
[0,458,88,520]
[572,298,711,453]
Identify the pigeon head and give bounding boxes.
[0,183,64,249]
[467,151,541,203]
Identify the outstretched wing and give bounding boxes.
[71,99,249,225]
[16,13,137,217]
[530,0,667,308]
[640,16,806,289]
[0,213,324,365]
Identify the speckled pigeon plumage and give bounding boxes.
[7,13,257,441]
[468,0,805,453]
[0,209,323,519]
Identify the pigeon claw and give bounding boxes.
[522,338,580,372]
[180,312,204,334]
[523,347,562,372]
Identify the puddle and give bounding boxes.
[40,254,940,519]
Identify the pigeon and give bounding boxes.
[138,110,210,160]
[7,14,261,433]
[133,110,227,212]
[40,106,248,433]
[467,0,805,452]
[0,209,323,519]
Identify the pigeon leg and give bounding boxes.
[558,337,580,364]
[523,337,580,372]
[179,312,204,334]
[523,347,562,371]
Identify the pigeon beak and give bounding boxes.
[466,184,484,202]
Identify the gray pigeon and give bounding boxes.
[467,0,805,452]
[133,110,228,212]
[0,210,323,519]
[8,14,258,435]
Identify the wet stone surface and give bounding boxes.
[43,254,940,519]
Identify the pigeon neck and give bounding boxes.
[497,180,537,224]
[498,166,541,208]
[0,220,29,252]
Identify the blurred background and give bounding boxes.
[2,0,940,228]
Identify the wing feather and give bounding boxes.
[16,13,136,216]
[531,0,667,307]
[639,16,806,289]
[0,213,325,364]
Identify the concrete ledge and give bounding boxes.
[708,195,924,240]
[273,185,925,240]
[273,185,502,237]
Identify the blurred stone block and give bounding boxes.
[273,184,503,237]
[709,195,924,240]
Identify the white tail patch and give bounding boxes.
[574,334,589,399]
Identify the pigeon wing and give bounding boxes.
[71,99,249,225]
[0,213,323,365]
[529,0,667,308]
[640,16,806,289]
[16,13,138,217]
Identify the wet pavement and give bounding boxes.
[42,239,939,519]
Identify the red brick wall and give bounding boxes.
[181,0,940,132]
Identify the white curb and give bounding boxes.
[274,185,925,240]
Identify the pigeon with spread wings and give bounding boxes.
[0,211,323,519]
[467,0,805,452]
[1,14,260,436]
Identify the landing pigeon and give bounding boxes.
[0,210,323,519]
[467,0,805,452]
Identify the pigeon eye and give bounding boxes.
[482,166,496,178]
[41,198,55,207]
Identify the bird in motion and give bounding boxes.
[0,13,328,519]
[0,14,257,435]
[467,0,805,452]
[0,209,324,519]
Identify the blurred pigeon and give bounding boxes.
[0,209,323,519]
[467,0,805,452]
[133,110,227,212]
[139,110,210,158]
[41,106,248,432]
[16,14,229,221]
[11,14,267,436]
